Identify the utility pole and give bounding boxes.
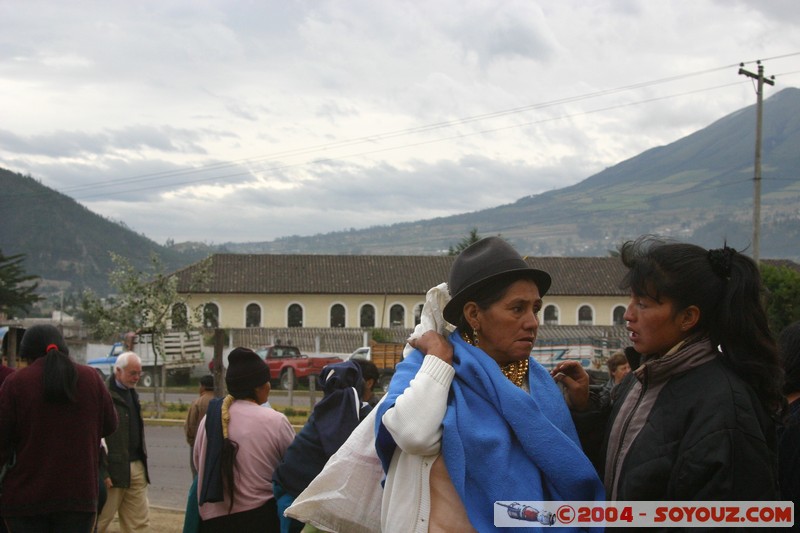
[738,60,774,263]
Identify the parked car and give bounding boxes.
[87,331,203,387]
[254,344,343,390]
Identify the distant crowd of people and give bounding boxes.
[1,234,799,533]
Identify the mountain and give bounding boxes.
[2,87,800,302]
[223,87,800,258]
[0,168,218,296]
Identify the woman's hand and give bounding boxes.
[409,331,453,365]
[551,361,590,411]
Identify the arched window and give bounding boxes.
[390,304,405,327]
[578,305,594,326]
[246,303,261,328]
[360,304,375,328]
[288,304,303,328]
[612,305,626,326]
[330,304,346,328]
[171,303,188,329]
[203,303,219,328]
[414,303,423,326]
[544,305,559,326]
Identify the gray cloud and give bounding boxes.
[1,0,799,244]
[0,126,215,158]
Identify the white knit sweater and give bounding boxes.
[380,354,455,532]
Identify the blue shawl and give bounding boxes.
[198,397,224,505]
[376,332,604,530]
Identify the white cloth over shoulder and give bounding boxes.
[284,398,385,533]
[286,283,454,533]
[403,282,455,358]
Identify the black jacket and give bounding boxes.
[601,356,778,500]
[102,377,150,488]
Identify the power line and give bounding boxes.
[69,81,750,201]
[53,62,742,196]
[4,54,800,201]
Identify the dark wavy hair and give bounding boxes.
[619,235,784,413]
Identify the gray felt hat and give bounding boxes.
[442,237,551,325]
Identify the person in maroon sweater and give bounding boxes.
[0,359,11,533]
[0,325,118,533]
[0,364,12,389]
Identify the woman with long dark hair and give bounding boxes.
[194,348,295,532]
[555,235,783,500]
[0,324,118,532]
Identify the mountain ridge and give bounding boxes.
[224,87,800,256]
[2,87,800,300]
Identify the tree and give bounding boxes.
[760,263,800,335]
[81,253,211,415]
[0,250,42,317]
[448,228,483,256]
[81,252,211,340]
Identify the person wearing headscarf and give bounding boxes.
[273,360,371,533]
[0,324,118,532]
[375,237,604,532]
[194,347,295,532]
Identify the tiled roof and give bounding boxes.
[176,254,630,296]
[176,254,799,297]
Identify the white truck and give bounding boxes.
[87,330,204,387]
[345,343,405,391]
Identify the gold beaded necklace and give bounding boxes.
[461,330,529,388]
[500,359,529,388]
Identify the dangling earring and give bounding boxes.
[473,329,480,346]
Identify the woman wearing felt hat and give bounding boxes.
[375,237,604,532]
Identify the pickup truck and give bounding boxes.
[87,331,204,387]
[254,344,343,390]
[346,343,405,391]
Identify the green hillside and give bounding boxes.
[2,87,799,308]
[0,168,212,296]
[227,87,800,258]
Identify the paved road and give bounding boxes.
[144,390,319,511]
[142,389,322,410]
[146,423,193,511]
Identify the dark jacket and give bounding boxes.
[601,346,778,501]
[274,365,371,498]
[777,398,800,502]
[273,402,372,497]
[102,376,150,487]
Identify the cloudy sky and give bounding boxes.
[2,0,800,245]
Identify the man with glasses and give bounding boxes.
[97,351,152,532]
